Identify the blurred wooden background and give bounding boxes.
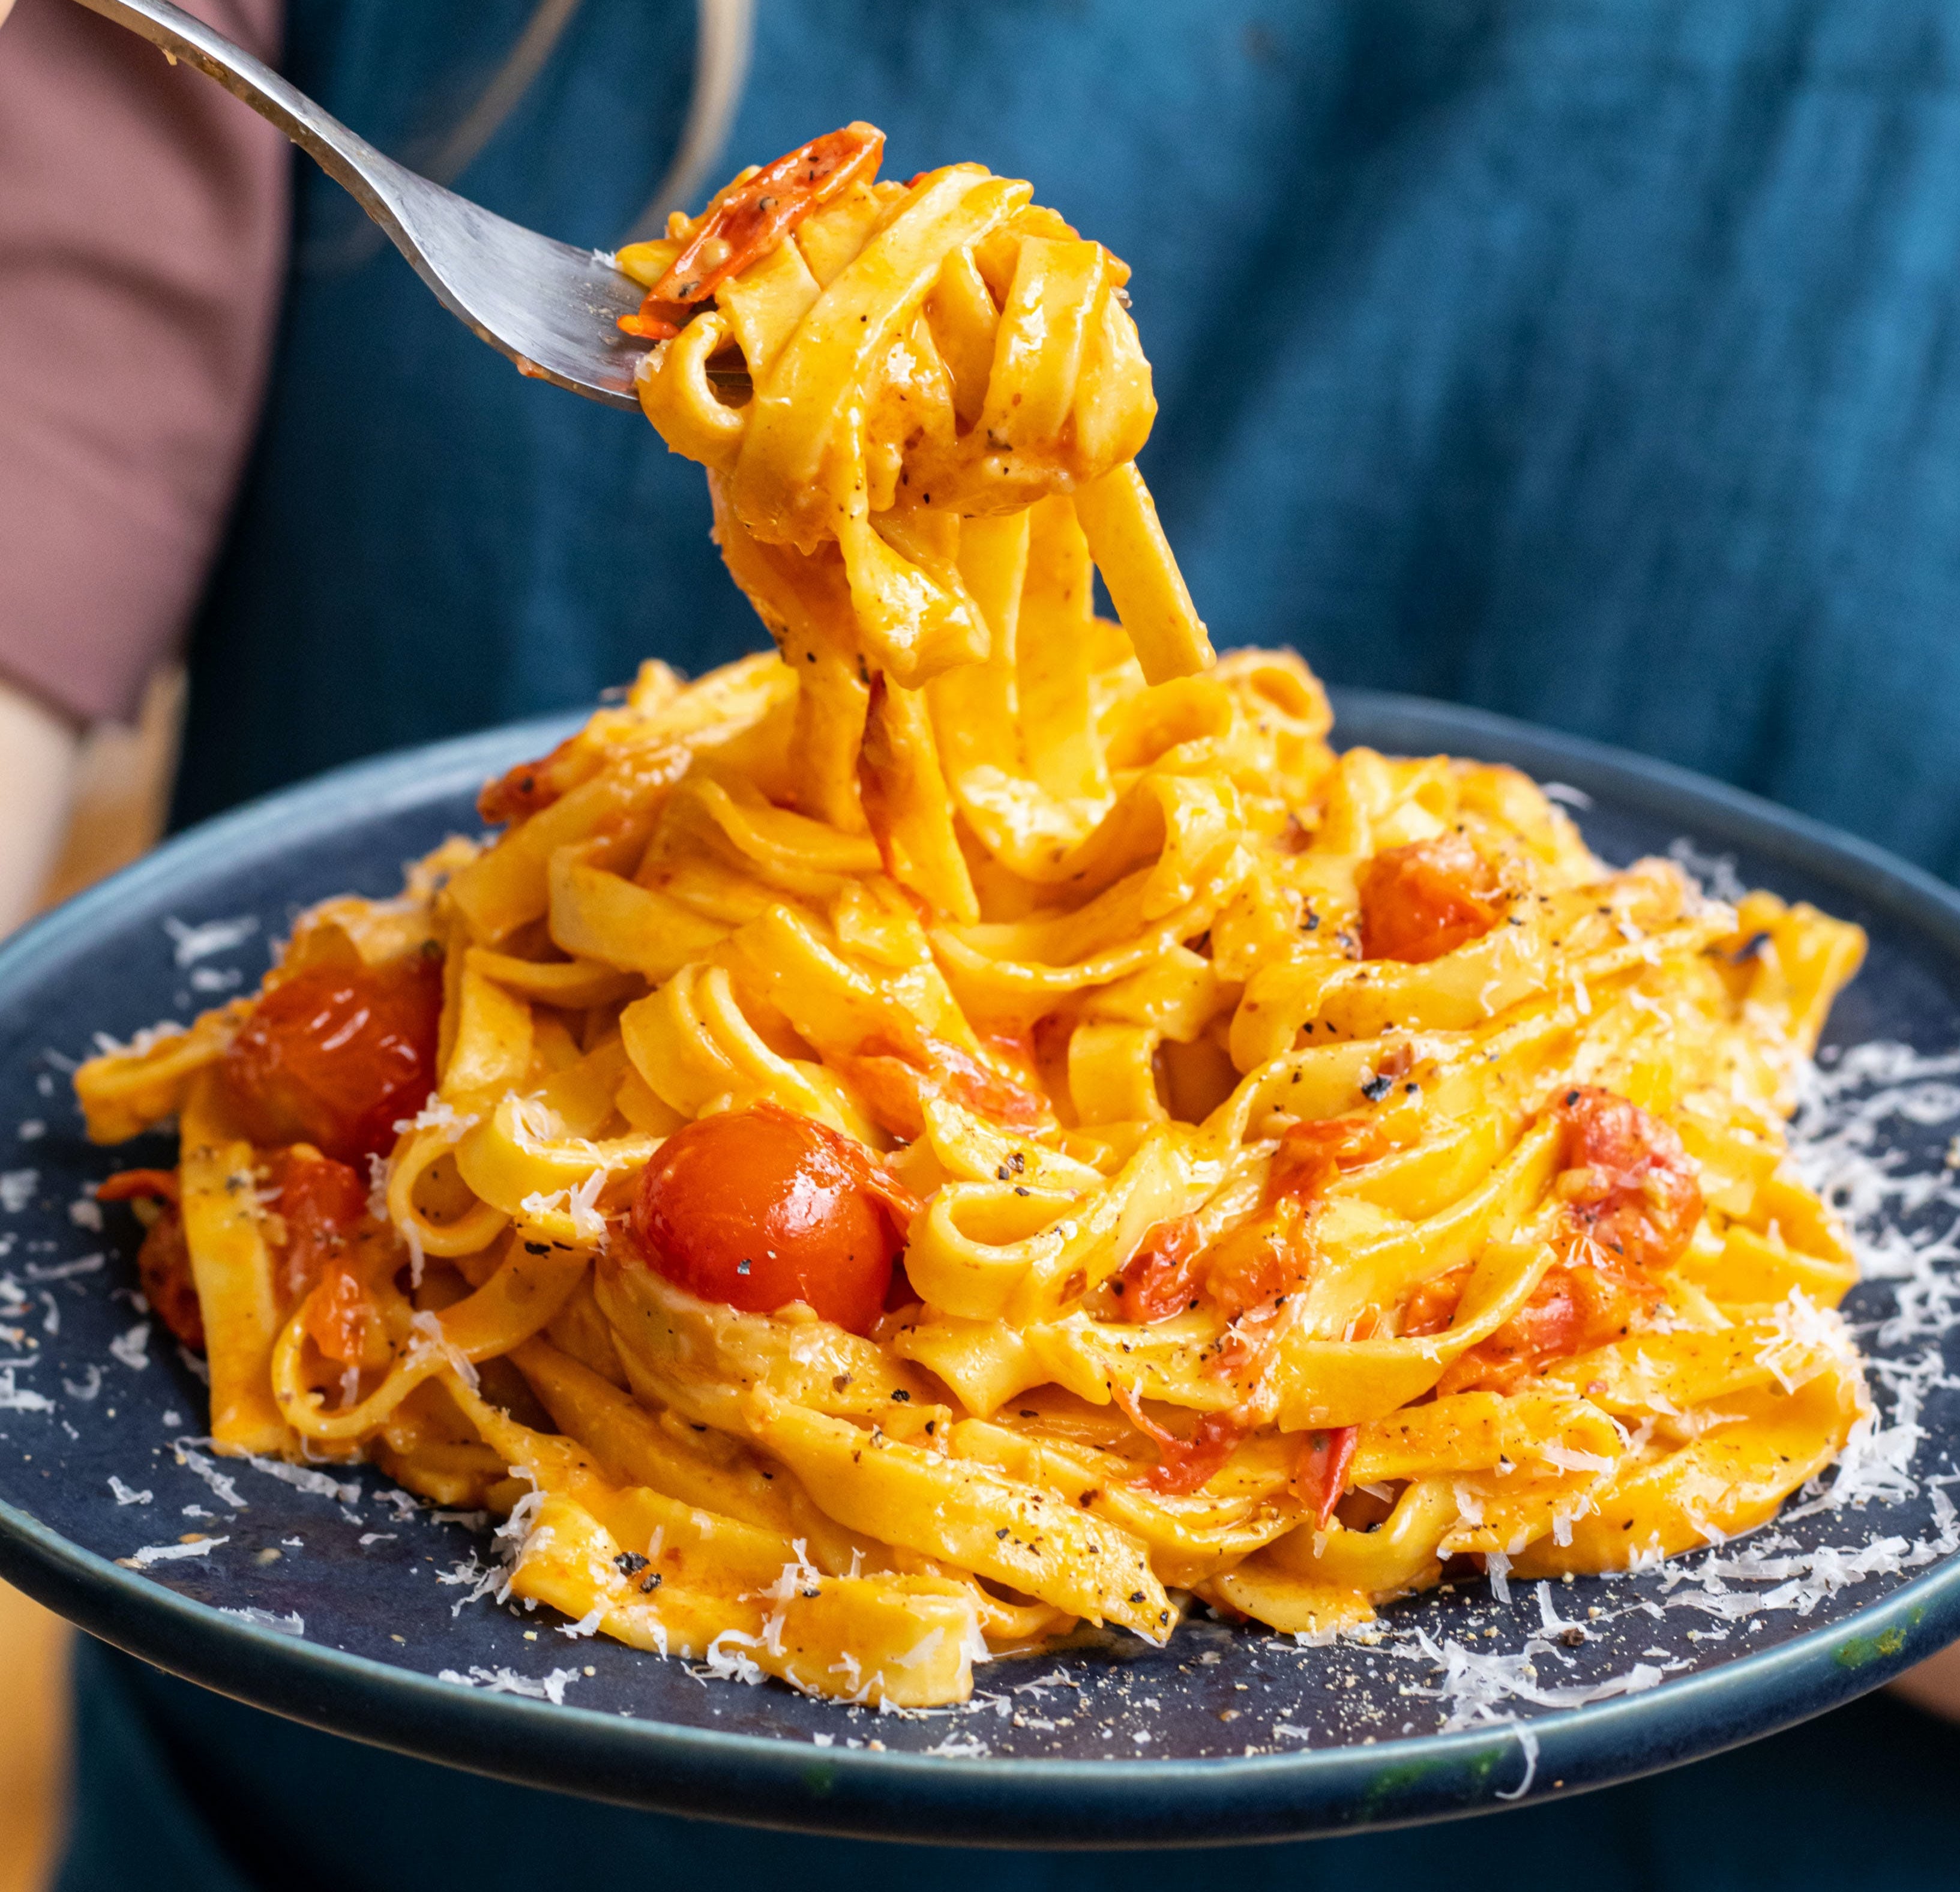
[0,667,183,1892]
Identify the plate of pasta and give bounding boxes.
[2,126,1958,1845]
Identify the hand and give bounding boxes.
[1891,1642,1960,1721]
[0,677,80,933]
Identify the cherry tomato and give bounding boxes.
[224,956,442,1164]
[845,1028,1049,1142]
[628,1104,918,1334]
[1113,1215,1207,1323]
[1355,833,1502,962]
[300,1261,376,1367]
[97,1167,179,1206]
[1441,1246,1664,1395]
[267,1145,368,1306]
[1293,1425,1359,1528]
[1272,1115,1389,1202]
[1438,1087,1701,1392]
[1552,1085,1702,1270]
[136,1204,202,1350]
[1111,1382,1251,1496]
[650,123,885,306]
[478,730,580,825]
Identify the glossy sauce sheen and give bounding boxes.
[224,958,442,1164]
[629,1104,918,1334]
[1356,833,1503,963]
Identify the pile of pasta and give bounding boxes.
[76,127,1872,1710]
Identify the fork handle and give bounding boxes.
[71,0,413,233]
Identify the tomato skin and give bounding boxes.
[1293,1424,1359,1528]
[136,1204,203,1350]
[1437,1086,1701,1393]
[628,1104,918,1335]
[97,1168,179,1206]
[224,957,442,1164]
[648,124,884,307]
[267,1145,369,1306]
[1113,1216,1207,1323]
[1356,833,1502,962]
[844,1028,1049,1142]
[1110,1382,1252,1496]
[1551,1085,1701,1271]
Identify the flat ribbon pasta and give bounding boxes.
[73,124,1872,1709]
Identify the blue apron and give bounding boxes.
[70,2,1960,1884]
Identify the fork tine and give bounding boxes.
[376,185,652,409]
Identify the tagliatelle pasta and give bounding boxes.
[76,127,1873,1710]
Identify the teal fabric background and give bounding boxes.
[176,1,1960,879]
[58,1635,1960,1887]
[73,1,1960,1885]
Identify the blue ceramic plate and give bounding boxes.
[1,688,1956,1847]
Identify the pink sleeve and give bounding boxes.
[0,0,287,726]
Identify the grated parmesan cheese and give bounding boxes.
[436,1665,579,1704]
[122,1537,226,1568]
[0,1367,52,1413]
[163,914,258,968]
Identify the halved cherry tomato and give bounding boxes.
[1438,1086,1701,1392]
[137,1204,202,1350]
[97,1167,179,1205]
[224,956,442,1164]
[1356,833,1503,962]
[628,1103,919,1335]
[651,122,885,307]
[1113,1215,1207,1323]
[1293,1424,1359,1528]
[1111,1382,1252,1496]
[266,1145,369,1306]
[1551,1083,1702,1271]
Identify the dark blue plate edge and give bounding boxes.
[2,1482,1956,1850]
[0,688,1950,1847]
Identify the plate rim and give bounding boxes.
[1,685,1955,1845]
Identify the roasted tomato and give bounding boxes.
[1551,1084,1702,1271]
[97,1170,200,1348]
[96,1167,179,1207]
[637,122,885,318]
[1293,1424,1359,1528]
[1440,1247,1664,1395]
[1355,833,1503,962]
[477,731,582,825]
[1112,1215,1207,1322]
[1272,1115,1389,1202]
[266,1145,369,1306]
[138,1204,202,1349]
[844,1028,1049,1142]
[628,1103,919,1334]
[224,955,442,1164]
[1439,1086,1702,1391]
[1111,1383,1252,1496]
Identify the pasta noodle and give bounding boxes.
[76,126,1871,1709]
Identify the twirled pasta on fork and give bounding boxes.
[78,126,1871,1708]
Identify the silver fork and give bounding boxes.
[73,0,654,409]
